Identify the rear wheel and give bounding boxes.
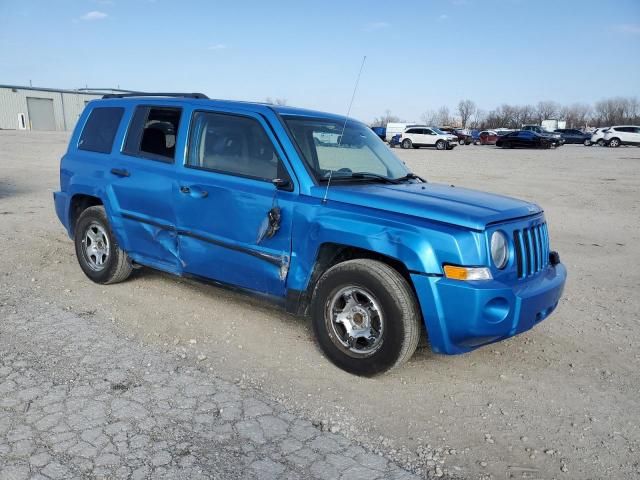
[310,259,421,376]
[597,139,605,146]
[401,139,412,149]
[74,206,132,284]
[436,140,446,150]
[608,138,621,147]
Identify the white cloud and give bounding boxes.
[208,44,228,50]
[81,11,108,21]
[615,24,640,35]
[364,21,390,32]
[438,14,449,21]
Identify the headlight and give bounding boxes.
[491,231,508,269]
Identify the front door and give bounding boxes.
[423,128,439,146]
[174,109,295,297]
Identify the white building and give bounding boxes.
[0,85,121,131]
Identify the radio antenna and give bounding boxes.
[322,55,367,204]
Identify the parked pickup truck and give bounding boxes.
[54,92,567,376]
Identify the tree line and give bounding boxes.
[372,97,640,130]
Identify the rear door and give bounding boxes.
[173,108,295,297]
[107,104,184,272]
[628,127,640,145]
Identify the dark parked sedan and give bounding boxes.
[554,128,591,145]
[496,130,555,149]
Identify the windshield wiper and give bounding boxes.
[320,172,401,185]
[394,172,426,183]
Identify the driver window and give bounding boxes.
[424,129,433,135]
[187,111,280,181]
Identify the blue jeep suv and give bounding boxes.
[54,92,567,376]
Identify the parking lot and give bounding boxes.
[1,131,639,479]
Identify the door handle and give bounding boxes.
[110,168,130,177]
[180,185,208,198]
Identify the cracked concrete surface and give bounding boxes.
[0,298,420,480]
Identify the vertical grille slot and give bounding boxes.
[513,230,524,278]
[512,223,549,279]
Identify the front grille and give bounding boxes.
[513,223,549,278]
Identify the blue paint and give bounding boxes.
[54,96,566,355]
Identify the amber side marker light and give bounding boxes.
[443,265,493,281]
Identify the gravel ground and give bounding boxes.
[1,131,639,479]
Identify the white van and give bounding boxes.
[385,123,424,142]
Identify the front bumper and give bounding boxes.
[411,261,567,354]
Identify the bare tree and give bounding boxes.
[436,106,451,126]
[457,99,476,128]
[560,103,592,128]
[536,101,560,122]
[420,110,438,126]
[265,97,287,106]
[371,109,401,127]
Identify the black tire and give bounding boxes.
[401,139,412,149]
[74,206,133,284]
[608,137,621,148]
[597,139,605,147]
[435,140,446,150]
[310,259,421,376]
[458,139,465,146]
[501,142,512,149]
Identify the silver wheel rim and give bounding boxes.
[81,222,110,271]
[437,141,444,150]
[324,286,384,357]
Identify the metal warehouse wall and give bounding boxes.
[0,86,102,131]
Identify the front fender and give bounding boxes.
[286,197,485,292]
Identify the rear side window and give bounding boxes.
[186,111,281,181]
[78,107,124,153]
[124,106,182,162]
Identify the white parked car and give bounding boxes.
[603,126,640,147]
[587,127,609,146]
[399,127,458,150]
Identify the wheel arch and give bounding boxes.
[69,194,104,235]
[286,242,419,318]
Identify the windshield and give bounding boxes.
[283,116,409,182]
[431,127,447,135]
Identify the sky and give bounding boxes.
[1,0,639,123]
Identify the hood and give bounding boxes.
[311,182,542,231]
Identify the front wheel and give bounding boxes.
[401,139,412,149]
[458,139,465,146]
[501,142,512,149]
[310,259,422,376]
[74,206,133,284]
[435,140,446,150]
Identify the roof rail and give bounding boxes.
[101,92,209,99]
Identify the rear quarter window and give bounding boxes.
[78,107,124,154]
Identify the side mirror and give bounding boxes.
[272,178,292,191]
